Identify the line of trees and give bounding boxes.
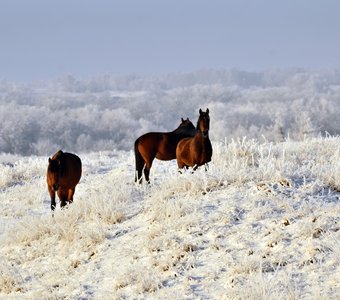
[1,69,340,155]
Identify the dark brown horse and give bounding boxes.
[176,108,212,170]
[134,118,196,183]
[47,150,82,211]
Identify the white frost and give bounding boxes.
[0,137,339,299]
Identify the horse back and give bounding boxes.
[137,132,177,160]
[60,152,82,186]
[136,132,162,152]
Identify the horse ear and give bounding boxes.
[187,117,189,121]
[48,158,52,163]
[199,108,202,114]
[206,108,209,114]
[181,118,184,122]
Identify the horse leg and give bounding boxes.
[144,165,150,183]
[136,166,144,184]
[144,159,153,184]
[135,160,144,183]
[177,159,186,174]
[134,140,145,183]
[57,189,68,209]
[48,185,56,211]
[68,187,75,204]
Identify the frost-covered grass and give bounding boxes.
[0,137,339,299]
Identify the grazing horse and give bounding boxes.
[47,150,82,211]
[176,108,212,170]
[134,118,196,183]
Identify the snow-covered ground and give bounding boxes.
[0,137,339,299]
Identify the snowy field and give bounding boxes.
[0,136,339,299]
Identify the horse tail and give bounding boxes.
[134,139,145,183]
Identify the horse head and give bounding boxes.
[47,151,64,191]
[197,108,210,137]
[177,117,196,136]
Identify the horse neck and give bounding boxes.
[57,156,66,176]
[172,127,193,138]
[193,129,210,143]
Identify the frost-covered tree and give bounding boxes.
[1,69,340,155]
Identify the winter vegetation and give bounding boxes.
[1,69,340,156]
[0,137,339,299]
[0,69,340,299]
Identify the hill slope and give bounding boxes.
[0,137,339,299]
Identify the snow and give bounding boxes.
[0,137,339,299]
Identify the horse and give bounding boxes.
[47,150,82,211]
[134,118,196,183]
[176,108,212,171]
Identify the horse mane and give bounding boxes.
[53,150,64,160]
[50,150,66,176]
[174,126,191,135]
[48,159,60,173]
[173,119,196,136]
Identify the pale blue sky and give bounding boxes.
[1,0,339,81]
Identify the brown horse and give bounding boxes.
[47,150,82,211]
[176,108,212,170]
[134,118,196,183]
